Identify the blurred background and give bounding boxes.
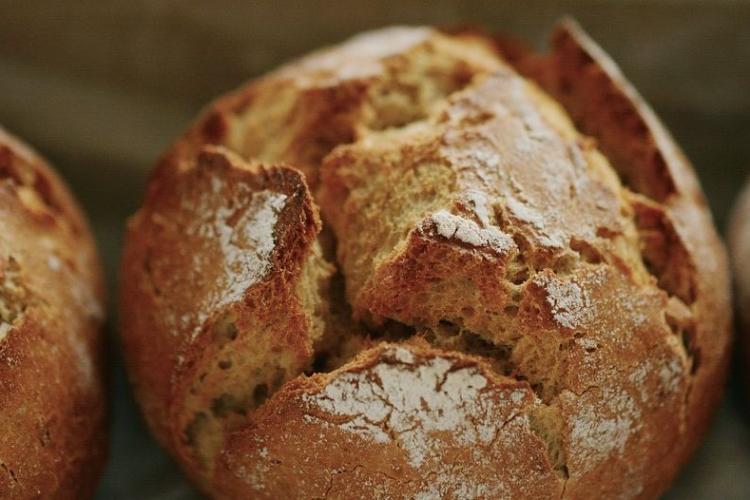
[0,1,748,498]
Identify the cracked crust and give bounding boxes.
[509,21,731,492]
[217,341,561,499]
[120,22,730,499]
[120,147,331,474]
[0,128,106,498]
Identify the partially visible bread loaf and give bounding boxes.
[0,128,106,498]
[121,20,731,499]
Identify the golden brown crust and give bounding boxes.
[521,21,732,493]
[0,128,106,499]
[120,22,731,499]
[120,145,335,490]
[217,340,562,499]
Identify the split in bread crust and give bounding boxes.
[120,20,731,499]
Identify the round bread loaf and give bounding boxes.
[120,20,731,499]
[0,128,106,498]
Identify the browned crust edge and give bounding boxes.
[511,18,732,491]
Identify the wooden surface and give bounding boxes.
[0,1,748,498]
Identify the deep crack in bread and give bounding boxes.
[120,20,731,499]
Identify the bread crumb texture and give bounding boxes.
[121,21,730,500]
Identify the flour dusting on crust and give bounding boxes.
[300,346,536,498]
[428,209,514,253]
[211,190,287,308]
[569,387,641,466]
[183,184,287,336]
[534,273,592,329]
[303,347,498,466]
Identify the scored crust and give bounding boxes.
[513,19,731,467]
[218,340,562,499]
[0,128,106,498]
[120,21,731,499]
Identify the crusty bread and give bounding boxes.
[120,20,731,499]
[0,128,106,498]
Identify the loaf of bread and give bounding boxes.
[120,20,731,499]
[0,128,106,498]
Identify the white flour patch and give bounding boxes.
[618,296,647,328]
[389,345,415,364]
[237,462,269,492]
[508,389,525,405]
[575,338,598,351]
[628,360,652,404]
[627,353,686,403]
[184,183,287,337]
[658,357,684,395]
[429,209,514,253]
[505,196,565,249]
[302,347,530,498]
[535,274,592,330]
[212,191,287,309]
[302,353,489,467]
[629,362,648,386]
[47,255,62,271]
[570,386,641,466]
[463,189,492,226]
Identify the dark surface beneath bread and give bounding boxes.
[0,1,748,498]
